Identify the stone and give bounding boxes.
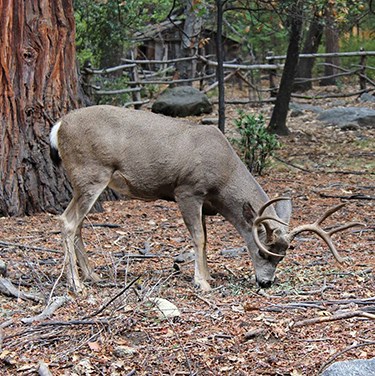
[320,357,375,376]
[317,107,375,129]
[152,86,212,117]
[359,93,375,103]
[289,102,324,114]
[202,118,219,125]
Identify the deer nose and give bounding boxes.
[256,279,272,288]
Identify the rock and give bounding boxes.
[173,250,194,263]
[317,107,375,129]
[113,345,137,357]
[220,247,247,258]
[152,86,212,117]
[0,260,7,277]
[149,298,181,319]
[202,117,219,125]
[320,357,375,376]
[360,92,375,103]
[289,102,324,114]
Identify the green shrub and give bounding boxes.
[231,111,280,175]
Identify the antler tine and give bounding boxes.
[328,222,365,235]
[315,203,346,226]
[287,204,365,263]
[252,197,291,259]
[252,225,285,258]
[258,197,291,217]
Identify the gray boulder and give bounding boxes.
[317,107,375,129]
[152,86,212,117]
[360,93,375,103]
[321,358,375,376]
[289,102,324,114]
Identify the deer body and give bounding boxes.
[51,105,356,293]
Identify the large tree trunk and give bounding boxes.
[216,0,225,133]
[293,14,323,92]
[0,0,81,216]
[176,0,203,83]
[268,1,303,135]
[320,4,340,86]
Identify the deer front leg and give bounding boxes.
[176,192,211,291]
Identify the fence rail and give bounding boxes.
[81,51,375,107]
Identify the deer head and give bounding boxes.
[251,197,364,286]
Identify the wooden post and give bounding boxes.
[359,48,366,90]
[267,51,278,98]
[130,50,142,109]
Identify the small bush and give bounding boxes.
[231,111,280,175]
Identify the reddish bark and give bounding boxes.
[0,0,80,216]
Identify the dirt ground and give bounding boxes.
[0,90,374,375]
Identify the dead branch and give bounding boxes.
[84,275,141,319]
[203,69,239,94]
[291,88,371,100]
[0,319,14,352]
[243,328,266,341]
[292,310,375,328]
[0,277,44,302]
[0,240,62,254]
[266,51,375,60]
[38,318,110,326]
[21,296,71,324]
[274,156,311,172]
[319,192,375,200]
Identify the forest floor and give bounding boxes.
[0,87,374,375]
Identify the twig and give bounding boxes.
[318,341,375,374]
[0,319,14,351]
[0,277,44,302]
[273,156,311,172]
[243,328,266,341]
[293,310,375,328]
[21,296,71,324]
[192,293,218,309]
[84,275,141,319]
[319,192,375,200]
[38,319,110,326]
[0,240,62,254]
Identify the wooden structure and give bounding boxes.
[132,18,241,64]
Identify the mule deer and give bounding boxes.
[50,105,361,293]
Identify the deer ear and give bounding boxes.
[243,202,256,223]
[275,198,292,226]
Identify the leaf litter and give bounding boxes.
[0,96,374,375]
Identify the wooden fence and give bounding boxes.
[81,51,375,107]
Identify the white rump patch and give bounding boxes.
[50,121,61,150]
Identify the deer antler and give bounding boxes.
[252,197,290,258]
[286,203,364,263]
[253,199,365,261]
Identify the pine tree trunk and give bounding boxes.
[320,5,340,86]
[293,14,323,92]
[268,1,303,135]
[176,0,203,83]
[0,0,80,216]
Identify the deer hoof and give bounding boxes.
[194,278,212,292]
[84,271,101,283]
[68,280,86,295]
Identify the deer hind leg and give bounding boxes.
[60,178,110,292]
[176,192,211,291]
[75,222,101,283]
